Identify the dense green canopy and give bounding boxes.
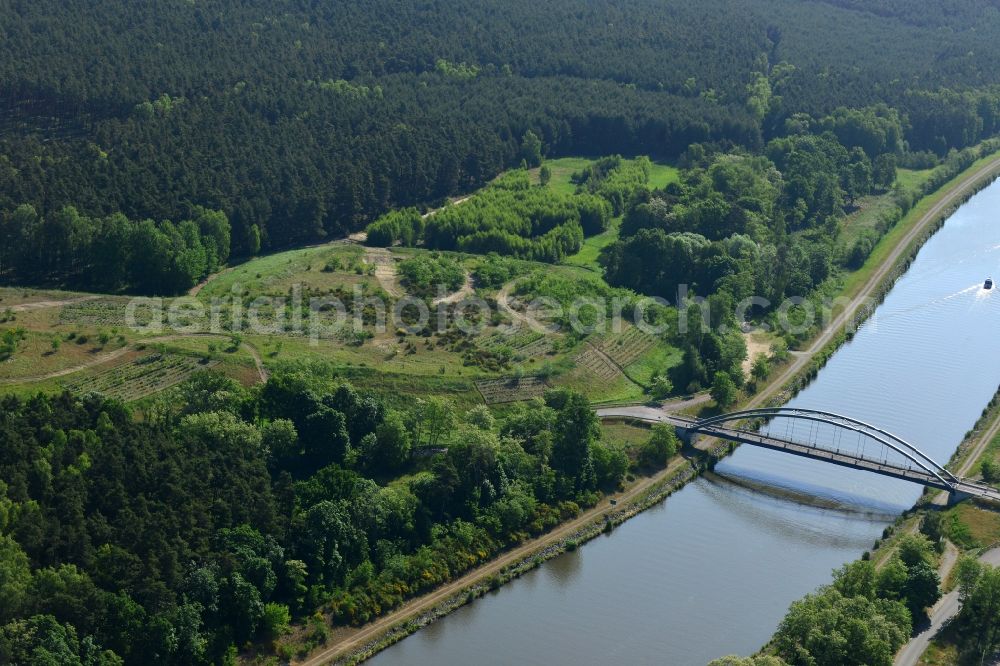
[3,0,1000,263]
[0,371,628,663]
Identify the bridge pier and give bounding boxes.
[947,489,974,506]
[675,426,694,447]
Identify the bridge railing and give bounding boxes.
[687,408,956,491]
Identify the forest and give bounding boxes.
[0,369,674,664]
[600,108,903,305]
[3,0,1000,273]
[7,1,1000,664]
[0,205,232,295]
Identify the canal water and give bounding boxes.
[370,179,1000,665]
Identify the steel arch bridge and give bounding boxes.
[662,407,1000,504]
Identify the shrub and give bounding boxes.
[982,458,1000,484]
[398,255,464,297]
[639,423,680,468]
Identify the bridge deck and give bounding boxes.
[653,415,1000,502]
[698,424,952,490]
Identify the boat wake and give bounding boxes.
[946,283,982,300]
[880,283,982,321]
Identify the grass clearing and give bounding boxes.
[601,421,651,447]
[58,297,133,327]
[535,156,679,193]
[198,243,374,300]
[0,287,91,307]
[563,217,622,271]
[647,162,681,189]
[557,157,679,272]
[552,362,646,404]
[623,343,682,388]
[896,166,938,192]
[574,343,621,381]
[837,193,901,249]
[594,325,657,367]
[838,167,940,251]
[531,156,594,195]
[917,638,959,666]
[244,333,474,378]
[334,365,482,410]
[580,323,681,389]
[510,334,555,360]
[475,376,550,404]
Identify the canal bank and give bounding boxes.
[321,456,709,665]
[362,171,1000,664]
[291,145,1000,666]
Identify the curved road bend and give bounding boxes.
[596,393,710,422]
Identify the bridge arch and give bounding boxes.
[687,407,956,490]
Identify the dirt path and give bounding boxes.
[188,267,236,297]
[496,279,542,331]
[421,195,472,219]
[242,341,269,382]
[364,248,403,298]
[144,333,268,383]
[742,332,771,377]
[432,272,474,306]
[295,454,693,666]
[7,295,100,313]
